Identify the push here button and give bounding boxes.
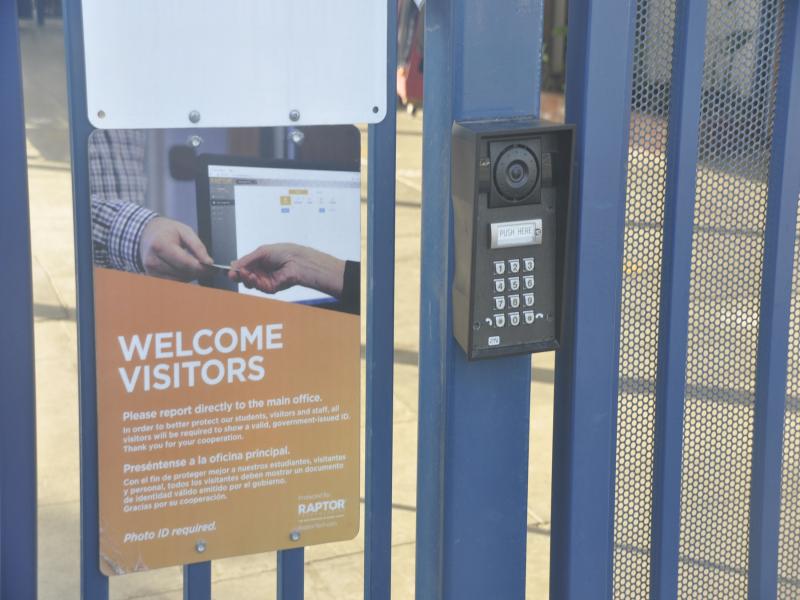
[490,219,543,249]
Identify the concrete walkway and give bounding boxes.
[19,20,556,599]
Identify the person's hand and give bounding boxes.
[140,217,213,281]
[229,244,346,298]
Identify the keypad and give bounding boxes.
[486,258,537,330]
[524,293,535,307]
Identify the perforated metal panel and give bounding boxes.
[678,1,784,598]
[613,0,676,597]
[778,213,800,598]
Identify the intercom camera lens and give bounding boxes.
[507,161,527,185]
[494,145,539,201]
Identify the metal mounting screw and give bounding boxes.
[289,531,301,542]
[290,129,305,145]
[188,110,201,124]
[97,110,106,119]
[195,540,207,553]
[189,135,203,148]
[289,110,301,122]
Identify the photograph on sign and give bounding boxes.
[80,1,388,129]
[87,126,361,575]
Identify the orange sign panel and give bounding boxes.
[93,269,360,575]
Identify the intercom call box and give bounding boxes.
[452,119,574,360]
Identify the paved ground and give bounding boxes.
[19,20,558,599]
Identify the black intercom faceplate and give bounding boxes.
[452,118,574,360]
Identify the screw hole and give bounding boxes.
[372,106,380,114]
[97,110,106,119]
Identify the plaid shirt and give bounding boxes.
[90,130,157,273]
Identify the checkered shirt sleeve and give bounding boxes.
[89,130,157,273]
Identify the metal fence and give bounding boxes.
[2,0,800,599]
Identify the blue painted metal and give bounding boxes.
[62,0,110,596]
[183,563,212,600]
[748,3,800,598]
[0,6,38,600]
[277,548,304,600]
[549,1,636,598]
[364,0,397,598]
[648,1,708,598]
[415,2,541,599]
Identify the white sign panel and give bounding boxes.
[81,1,387,129]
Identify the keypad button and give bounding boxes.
[523,258,535,272]
[494,279,506,293]
[509,294,520,309]
[508,259,520,274]
[524,311,535,325]
[508,277,520,292]
[523,293,535,307]
[494,313,506,328]
[509,312,521,327]
[494,261,506,275]
[494,296,506,310]
[523,275,534,290]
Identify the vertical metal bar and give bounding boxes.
[648,2,708,598]
[277,548,304,600]
[364,0,397,598]
[549,1,636,598]
[0,6,38,600]
[62,0,109,597]
[748,3,800,598]
[415,2,541,599]
[183,563,212,600]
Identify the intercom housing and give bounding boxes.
[451,119,574,360]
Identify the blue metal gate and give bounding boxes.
[2,0,800,598]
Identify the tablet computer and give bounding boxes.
[196,154,361,306]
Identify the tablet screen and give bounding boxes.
[205,163,361,303]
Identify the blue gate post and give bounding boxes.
[648,1,708,597]
[363,0,398,598]
[63,0,112,596]
[549,1,636,599]
[748,3,800,598]
[415,2,541,599]
[0,5,38,599]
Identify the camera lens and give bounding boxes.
[507,161,527,186]
[493,145,539,201]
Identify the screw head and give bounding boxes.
[97,110,106,119]
[188,110,201,124]
[290,129,305,145]
[289,531,301,542]
[189,135,203,148]
[195,540,207,553]
[289,110,301,122]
